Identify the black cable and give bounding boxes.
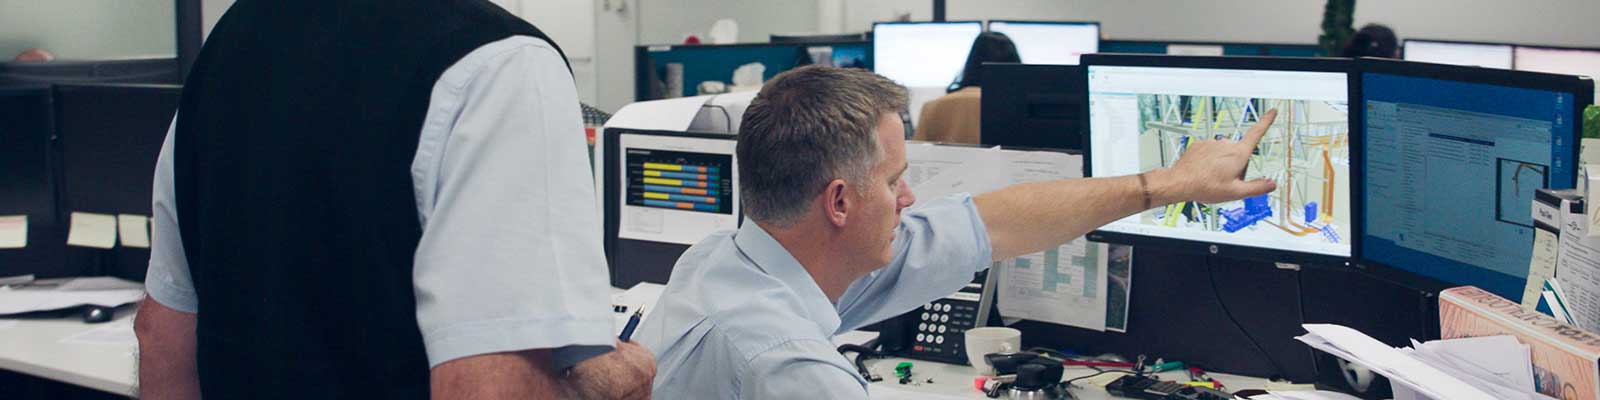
[837,342,885,381]
[1061,369,1135,388]
[1205,258,1288,380]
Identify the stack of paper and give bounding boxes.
[1296,324,1552,400]
[0,281,144,316]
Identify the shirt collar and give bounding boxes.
[733,222,843,335]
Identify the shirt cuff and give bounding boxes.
[144,267,198,313]
[423,315,614,367]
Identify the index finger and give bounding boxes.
[1240,108,1279,150]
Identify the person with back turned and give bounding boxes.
[133,1,654,398]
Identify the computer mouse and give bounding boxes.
[81,305,113,324]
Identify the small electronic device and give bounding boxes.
[1105,375,1232,400]
[986,20,1100,66]
[1106,374,1186,399]
[1402,39,1514,69]
[879,270,997,364]
[81,305,113,323]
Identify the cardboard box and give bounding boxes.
[1440,286,1600,399]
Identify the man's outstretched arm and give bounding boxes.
[977,109,1280,260]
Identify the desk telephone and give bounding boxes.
[878,269,999,364]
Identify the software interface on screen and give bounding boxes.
[616,134,739,246]
[1088,66,1351,257]
[1404,41,1514,69]
[987,22,1100,65]
[1515,47,1600,103]
[1361,73,1577,298]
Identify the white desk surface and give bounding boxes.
[0,290,1281,400]
[0,310,138,397]
[863,355,1276,399]
[0,287,643,396]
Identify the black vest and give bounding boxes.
[173,1,563,397]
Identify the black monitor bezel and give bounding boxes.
[601,127,739,286]
[1079,54,1355,266]
[1349,57,1594,293]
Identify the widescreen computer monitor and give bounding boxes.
[1356,58,1592,299]
[1514,45,1600,104]
[603,128,739,287]
[986,21,1100,65]
[1083,55,1352,263]
[1403,39,1513,69]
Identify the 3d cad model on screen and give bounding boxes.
[1135,95,1351,245]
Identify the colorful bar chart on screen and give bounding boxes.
[626,149,735,215]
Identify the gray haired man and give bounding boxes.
[634,65,1279,399]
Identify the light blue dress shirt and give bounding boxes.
[143,36,615,369]
[635,194,993,399]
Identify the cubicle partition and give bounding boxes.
[1101,40,1322,57]
[53,83,180,281]
[0,85,66,278]
[633,41,872,102]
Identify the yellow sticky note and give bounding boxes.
[66,212,117,249]
[118,214,150,249]
[0,215,26,249]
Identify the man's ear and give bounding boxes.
[823,179,850,228]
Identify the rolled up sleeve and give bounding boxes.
[833,193,993,332]
[410,37,614,367]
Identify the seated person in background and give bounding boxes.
[913,32,1020,144]
[1339,24,1400,59]
[636,65,1280,399]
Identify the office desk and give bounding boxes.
[863,356,1275,399]
[0,311,138,397]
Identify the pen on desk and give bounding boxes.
[618,309,643,342]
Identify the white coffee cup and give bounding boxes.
[964,327,1022,376]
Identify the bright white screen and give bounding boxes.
[873,22,983,88]
[1515,46,1600,103]
[1404,40,1513,69]
[616,134,739,246]
[988,22,1100,65]
[1087,66,1351,257]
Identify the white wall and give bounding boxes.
[637,0,819,45]
[846,0,1599,48]
[201,0,233,39]
[0,0,176,60]
[594,0,641,112]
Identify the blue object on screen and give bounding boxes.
[1360,72,1578,299]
